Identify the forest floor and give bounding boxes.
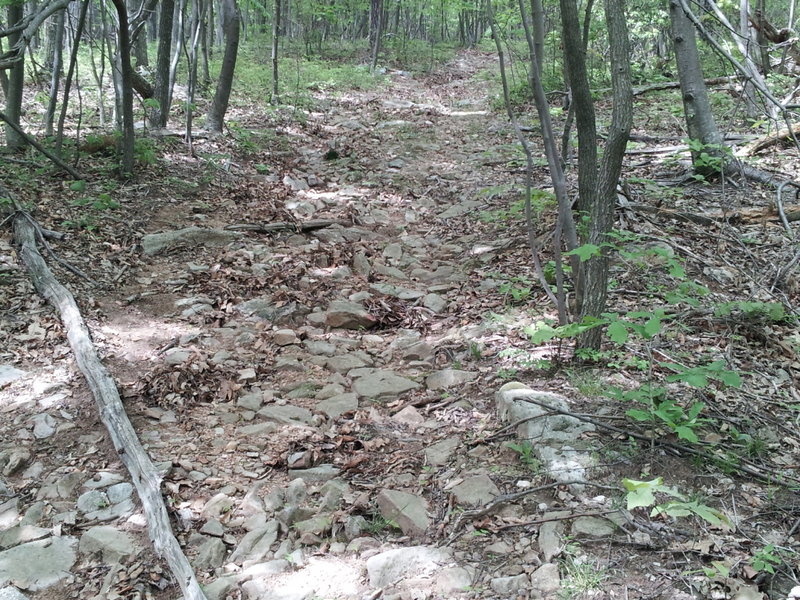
[1,50,800,600]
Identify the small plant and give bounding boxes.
[623,477,731,528]
[507,441,541,472]
[498,275,533,305]
[558,542,608,599]
[750,544,783,574]
[363,514,399,535]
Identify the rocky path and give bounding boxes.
[0,52,704,600]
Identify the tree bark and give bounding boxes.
[206,0,240,133]
[669,0,724,175]
[110,0,135,177]
[5,1,26,151]
[271,0,280,103]
[149,0,174,128]
[44,7,65,137]
[369,0,384,72]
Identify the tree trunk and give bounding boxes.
[271,0,280,103]
[206,0,240,133]
[55,0,89,155]
[44,7,66,137]
[110,0,135,177]
[576,0,632,350]
[5,2,26,151]
[669,0,723,176]
[369,0,384,72]
[149,0,175,128]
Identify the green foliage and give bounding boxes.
[558,542,608,599]
[623,477,731,527]
[714,301,787,324]
[506,441,541,472]
[498,275,533,305]
[750,545,784,574]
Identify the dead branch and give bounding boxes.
[632,75,736,96]
[4,190,207,600]
[736,122,800,156]
[224,219,348,233]
[0,109,82,179]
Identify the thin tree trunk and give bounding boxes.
[110,0,135,177]
[369,0,384,72]
[44,8,66,137]
[56,0,90,156]
[206,0,240,133]
[669,0,724,175]
[149,0,175,128]
[271,0,280,103]
[5,1,26,151]
[167,0,187,120]
[185,0,204,150]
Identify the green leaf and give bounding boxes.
[643,316,661,337]
[674,426,698,443]
[565,243,601,262]
[607,321,628,344]
[718,370,741,388]
[70,180,86,192]
[622,477,661,509]
[689,503,731,527]
[626,409,652,422]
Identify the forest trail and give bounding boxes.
[1,50,795,600]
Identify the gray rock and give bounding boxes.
[325,301,376,329]
[423,293,448,314]
[274,357,307,372]
[202,493,235,519]
[273,329,298,346]
[79,526,138,562]
[0,586,29,600]
[83,472,125,489]
[424,438,460,466]
[351,369,420,399]
[437,200,481,219]
[450,474,500,506]
[202,576,237,600]
[369,283,425,300]
[76,490,109,514]
[383,243,403,259]
[257,405,313,425]
[200,519,224,537]
[326,354,368,373]
[292,515,332,536]
[315,383,345,399]
[376,490,430,537]
[392,406,424,427]
[142,227,242,255]
[239,299,298,324]
[382,99,414,109]
[163,349,192,365]
[287,464,341,483]
[316,393,358,418]
[426,369,477,390]
[0,366,26,386]
[366,546,453,587]
[373,263,408,280]
[193,537,226,570]
[318,480,348,512]
[571,516,617,538]
[106,482,133,504]
[284,479,307,507]
[433,566,473,595]
[83,499,135,522]
[237,391,265,411]
[0,450,30,477]
[237,422,278,437]
[304,340,338,356]
[530,563,560,598]
[538,512,568,562]
[401,342,434,362]
[31,414,57,439]
[490,574,529,595]
[229,520,279,564]
[0,536,77,590]
[0,526,50,550]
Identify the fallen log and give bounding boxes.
[736,122,800,156]
[224,218,348,233]
[623,202,800,226]
[6,196,207,600]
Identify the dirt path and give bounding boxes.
[1,51,794,600]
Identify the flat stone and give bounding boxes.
[237,422,278,437]
[571,516,617,538]
[369,283,425,300]
[257,405,313,425]
[351,369,419,400]
[425,437,460,466]
[324,301,376,329]
[315,383,345,399]
[491,574,530,595]
[238,299,298,324]
[530,563,560,597]
[31,414,57,439]
[193,537,226,571]
[273,329,298,346]
[142,227,242,255]
[326,354,368,373]
[237,391,265,411]
[316,393,358,418]
[287,465,341,483]
[538,511,568,562]
[202,493,235,519]
[229,520,280,564]
[0,366,26,386]
[0,536,77,591]
[304,340,338,356]
[76,490,109,514]
[79,526,138,562]
[0,526,50,550]
[366,546,452,588]
[292,515,332,536]
[423,293,448,314]
[376,489,429,537]
[83,499,135,522]
[83,472,125,489]
[426,369,477,390]
[450,474,500,506]
[274,357,306,372]
[200,519,224,537]
[392,406,424,427]
[106,482,133,504]
[0,586,29,600]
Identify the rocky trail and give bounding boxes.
[1,51,798,600]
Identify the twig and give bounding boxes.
[495,509,621,531]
